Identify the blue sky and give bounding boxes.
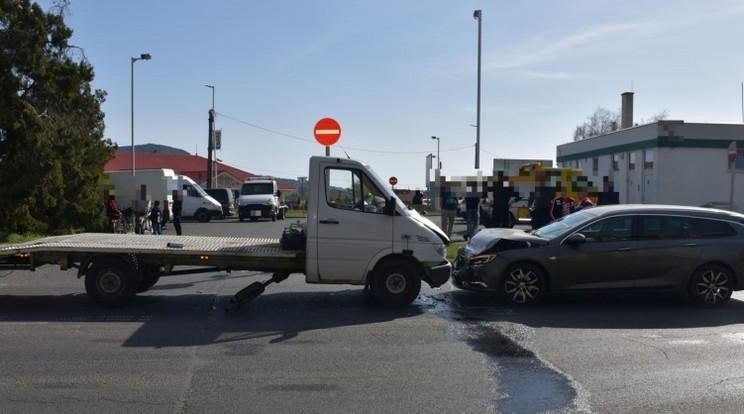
[38,0,744,189]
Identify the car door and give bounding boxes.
[555,215,638,290]
[315,166,393,283]
[634,215,704,289]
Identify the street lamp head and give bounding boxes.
[431,136,438,140]
[473,9,481,20]
[140,53,151,60]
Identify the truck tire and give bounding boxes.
[370,260,421,307]
[195,209,211,223]
[84,257,139,307]
[239,215,245,222]
[137,266,161,293]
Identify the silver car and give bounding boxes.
[452,204,744,306]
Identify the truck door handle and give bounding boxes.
[319,219,339,224]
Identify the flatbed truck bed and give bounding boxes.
[0,233,306,309]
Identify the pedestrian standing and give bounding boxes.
[161,199,170,229]
[440,189,458,238]
[150,200,162,235]
[172,192,183,236]
[464,193,480,240]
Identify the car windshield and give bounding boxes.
[241,183,273,195]
[532,209,598,240]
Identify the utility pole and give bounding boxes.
[205,85,215,188]
[207,109,214,188]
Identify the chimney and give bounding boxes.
[621,92,634,128]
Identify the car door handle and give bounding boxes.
[319,219,339,224]
[616,246,633,252]
[683,243,698,247]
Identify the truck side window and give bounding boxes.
[183,184,200,198]
[325,168,385,213]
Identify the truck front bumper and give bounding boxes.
[239,204,274,219]
[424,260,452,288]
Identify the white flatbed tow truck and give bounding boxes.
[0,156,451,310]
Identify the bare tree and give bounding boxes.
[573,107,620,141]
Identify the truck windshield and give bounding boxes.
[241,182,273,195]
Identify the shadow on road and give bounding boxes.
[0,289,423,348]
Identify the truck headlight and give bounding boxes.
[434,243,446,258]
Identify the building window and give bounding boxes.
[643,149,654,169]
[628,152,636,170]
[592,158,599,175]
[612,154,620,171]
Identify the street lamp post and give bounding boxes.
[130,53,151,178]
[205,85,215,188]
[473,9,482,169]
[431,136,440,170]
[130,53,151,213]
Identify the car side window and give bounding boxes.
[687,218,736,238]
[325,167,386,214]
[638,216,685,239]
[577,216,633,242]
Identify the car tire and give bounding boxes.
[239,215,244,222]
[500,262,547,306]
[370,260,421,307]
[688,264,733,306]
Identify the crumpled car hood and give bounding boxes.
[464,228,548,257]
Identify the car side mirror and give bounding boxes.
[564,233,586,245]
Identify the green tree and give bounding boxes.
[0,0,115,234]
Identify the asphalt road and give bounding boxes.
[1,215,744,413]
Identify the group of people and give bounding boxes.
[531,190,595,229]
[106,194,183,235]
[436,186,597,240]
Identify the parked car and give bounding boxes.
[204,188,235,219]
[452,204,744,307]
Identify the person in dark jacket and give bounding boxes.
[150,200,162,235]
[172,192,183,236]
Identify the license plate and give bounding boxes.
[250,210,262,217]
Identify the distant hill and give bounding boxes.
[116,143,189,155]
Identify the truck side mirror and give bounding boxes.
[384,196,396,216]
[275,190,281,197]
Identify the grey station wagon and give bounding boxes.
[452,204,744,306]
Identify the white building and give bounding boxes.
[557,118,744,212]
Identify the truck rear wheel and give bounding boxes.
[370,260,421,307]
[84,257,139,307]
[137,266,161,293]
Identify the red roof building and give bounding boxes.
[105,151,294,192]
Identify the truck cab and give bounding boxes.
[237,177,285,222]
[305,156,451,306]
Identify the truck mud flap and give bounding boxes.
[226,271,291,313]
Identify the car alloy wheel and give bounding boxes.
[501,263,546,306]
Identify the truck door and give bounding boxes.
[315,166,393,283]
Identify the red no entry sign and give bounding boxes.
[389,176,398,186]
[314,118,341,147]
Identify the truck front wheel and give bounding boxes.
[195,209,211,223]
[370,260,421,307]
[84,257,139,307]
